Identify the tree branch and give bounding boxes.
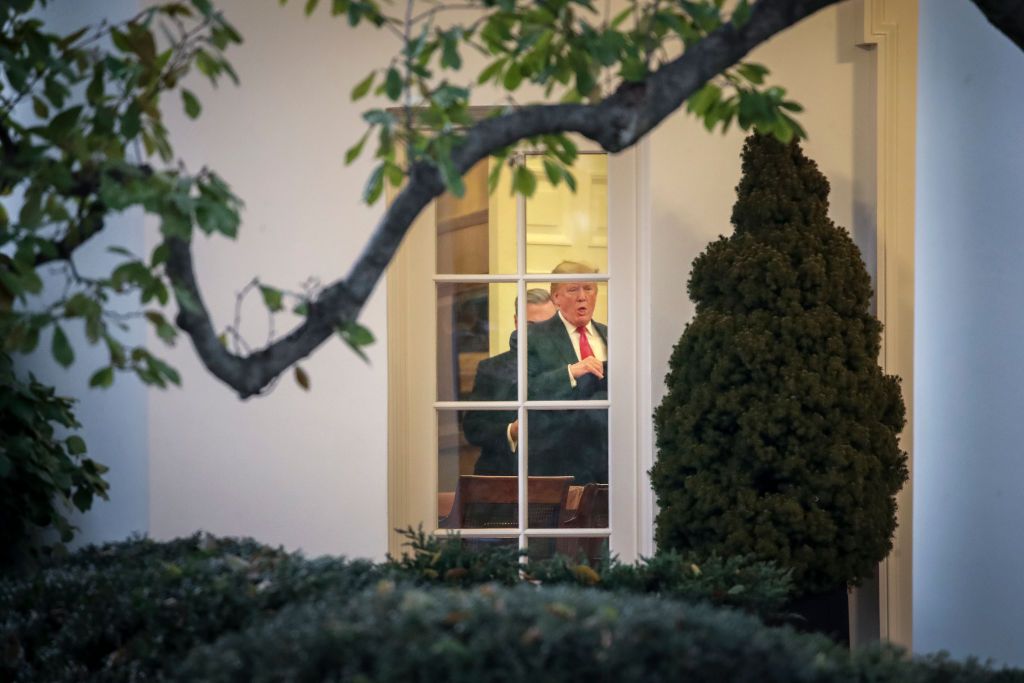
[971,0,1024,51]
[168,0,841,399]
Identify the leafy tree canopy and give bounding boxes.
[0,0,1021,397]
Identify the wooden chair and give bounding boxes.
[556,483,610,563]
[440,475,573,529]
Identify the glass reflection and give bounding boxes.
[437,409,520,529]
[436,282,518,402]
[526,409,609,487]
[436,158,516,274]
[525,153,608,274]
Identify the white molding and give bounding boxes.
[635,137,656,559]
[860,0,918,650]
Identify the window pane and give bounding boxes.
[525,282,608,401]
[525,409,608,529]
[436,158,517,274]
[527,536,610,564]
[436,282,518,402]
[524,153,608,274]
[437,410,520,529]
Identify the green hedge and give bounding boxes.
[175,582,1023,683]
[2,534,1021,682]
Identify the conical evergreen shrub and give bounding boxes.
[651,133,907,594]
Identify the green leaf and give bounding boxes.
[52,325,74,367]
[145,311,178,344]
[351,71,375,100]
[542,159,562,187]
[610,5,633,28]
[337,320,375,362]
[687,83,722,116]
[345,131,369,165]
[304,0,321,14]
[503,62,523,90]
[363,163,385,204]
[32,96,49,118]
[294,365,311,390]
[384,67,402,101]
[732,0,751,27]
[736,62,769,85]
[48,105,84,136]
[174,285,202,314]
[89,366,115,388]
[512,165,537,197]
[66,436,87,455]
[477,58,506,85]
[259,285,284,312]
[182,89,202,118]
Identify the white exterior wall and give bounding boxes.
[147,0,392,559]
[914,0,1024,666]
[648,4,875,411]
[13,0,150,549]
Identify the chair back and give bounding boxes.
[443,475,573,529]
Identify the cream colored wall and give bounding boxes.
[648,4,877,403]
[147,0,394,559]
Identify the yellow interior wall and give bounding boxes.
[488,154,609,355]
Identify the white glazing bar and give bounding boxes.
[521,400,611,409]
[523,273,608,282]
[432,528,606,540]
[433,273,608,284]
[516,151,528,554]
[433,274,519,283]
[522,528,611,537]
[433,400,611,410]
[436,528,521,538]
[434,401,519,410]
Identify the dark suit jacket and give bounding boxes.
[526,314,608,401]
[525,314,609,483]
[462,337,518,475]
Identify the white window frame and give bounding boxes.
[386,141,652,561]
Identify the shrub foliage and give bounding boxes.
[0,351,108,568]
[651,133,908,593]
[2,534,1021,682]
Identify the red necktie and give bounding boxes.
[576,325,594,360]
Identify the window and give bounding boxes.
[388,143,648,562]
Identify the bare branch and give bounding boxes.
[168,0,841,399]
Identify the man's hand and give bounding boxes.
[509,418,519,442]
[570,356,604,380]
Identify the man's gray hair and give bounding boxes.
[515,287,552,309]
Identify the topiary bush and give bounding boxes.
[0,350,109,570]
[651,133,908,594]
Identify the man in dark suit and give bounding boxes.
[462,289,556,475]
[526,261,608,484]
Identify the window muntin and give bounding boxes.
[433,151,611,556]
